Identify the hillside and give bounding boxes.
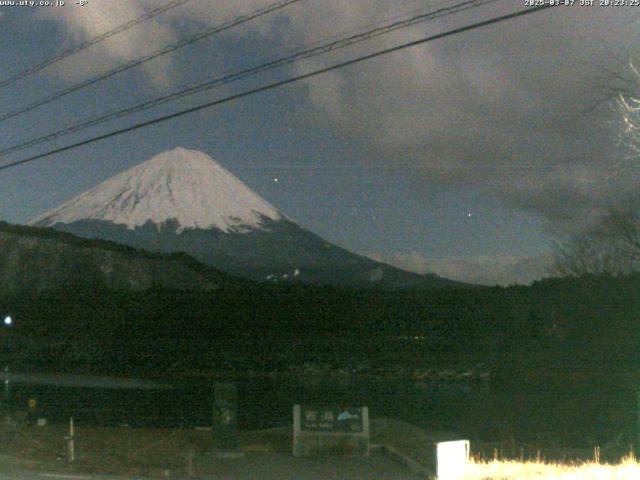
[0,222,238,294]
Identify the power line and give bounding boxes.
[0,0,500,157]
[0,4,554,174]
[0,0,303,124]
[0,0,195,90]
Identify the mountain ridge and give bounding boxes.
[30,147,465,289]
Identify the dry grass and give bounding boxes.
[4,420,640,479]
[0,424,215,475]
[466,455,640,480]
[367,418,640,479]
[0,423,294,476]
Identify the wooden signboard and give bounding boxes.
[293,404,369,457]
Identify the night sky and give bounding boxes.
[0,0,638,285]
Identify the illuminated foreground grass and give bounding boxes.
[466,456,640,480]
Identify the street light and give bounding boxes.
[1,315,12,419]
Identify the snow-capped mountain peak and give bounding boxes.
[29,147,282,233]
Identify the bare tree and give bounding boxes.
[617,63,640,159]
[553,63,640,277]
[553,207,640,277]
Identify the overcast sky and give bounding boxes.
[0,0,638,285]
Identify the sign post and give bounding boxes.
[293,405,369,457]
[212,382,239,452]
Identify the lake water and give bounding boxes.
[6,376,485,434]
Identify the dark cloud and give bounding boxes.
[289,4,640,234]
[44,1,640,278]
[49,2,640,231]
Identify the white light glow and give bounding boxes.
[3,316,11,326]
[437,440,469,480]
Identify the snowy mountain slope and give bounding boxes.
[30,148,462,289]
[30,147,281,233]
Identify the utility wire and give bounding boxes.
[0,0,195,90]
[0,4,554,173]
[0,0,303,124]
[0,0,500,157]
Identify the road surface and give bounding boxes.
[0,453,423,480]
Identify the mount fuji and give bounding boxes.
[30,147,458,288]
